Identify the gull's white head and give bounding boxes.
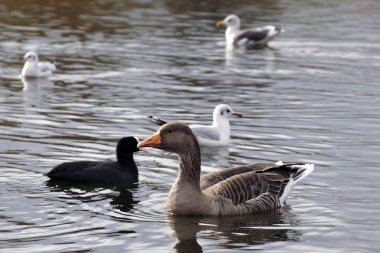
[213,104,243,121]
[24,52,39,62]
[216,15,241,31]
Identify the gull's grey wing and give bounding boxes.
[190,125,221,141]
[38,62,55,73]
[234,27,271,44]
[147,115,167,126]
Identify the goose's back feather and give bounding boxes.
[200,162,278,190]
[202,163,313,213]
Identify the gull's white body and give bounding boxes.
[218,15,283,49]
[21,52,56,78]
[189,104,242,147]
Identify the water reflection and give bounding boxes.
[200,146,229,167]
[46,181,139,213]
[21,77,54,106]
[168,208,301,252]
[223,46,278,75]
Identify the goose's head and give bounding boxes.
[213,104,242,122]
[23,52,39,62]
[137,122,199,154]
[216,14,241,31]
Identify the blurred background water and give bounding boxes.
[1,0,380,252]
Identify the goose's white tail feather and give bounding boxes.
[275,161,283,166]
[279,164,314,205]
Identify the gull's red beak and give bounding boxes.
[232,112,243,118]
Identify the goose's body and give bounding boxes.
[46,137,140,184]
[21,51,56,78]
[148,104,242,147]
[138,122,313,216]
[216,15,283,49]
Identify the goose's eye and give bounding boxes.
[168,129,173,133]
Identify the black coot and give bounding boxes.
[45,136,140,184]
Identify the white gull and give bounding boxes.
[216,14,283,49]
[148,104,243,147]
[21,51,56,78]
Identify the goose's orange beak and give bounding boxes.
[137,131,161,148]
[216,21,225,27]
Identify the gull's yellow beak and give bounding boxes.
[216,21,225,28]
[137,131,161,148]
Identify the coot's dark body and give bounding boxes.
[46,136,139,184]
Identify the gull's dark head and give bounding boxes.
[23,51,38,62]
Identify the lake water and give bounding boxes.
[1,0,380,252]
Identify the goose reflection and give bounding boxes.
[167,208,301,252]
[46,181,139,213]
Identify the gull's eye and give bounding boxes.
[168,129,173,133]
[226,109,230,113]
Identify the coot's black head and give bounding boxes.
[116,136,139,168]
[117,136,140,155]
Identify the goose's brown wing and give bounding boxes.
[200,163,279,190]
[203,169,289,208]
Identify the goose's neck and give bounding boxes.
[168,144,204,215]
[176,146,201,190]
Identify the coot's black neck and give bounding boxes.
[115,137,138,171]
[117,152,137,171]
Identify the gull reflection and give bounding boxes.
[21,76,53,92]
[21,77,54,106]
[223,46,277,75]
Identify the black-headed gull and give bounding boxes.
[216,15,283,49]
[21,51,56,78]
[148,104,243,147]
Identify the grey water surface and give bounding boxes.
[1,0,380,252]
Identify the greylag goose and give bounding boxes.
[216,15,283,49]
[138,122,314,216]
[46,137,140,184]
[148,104,242,147]
[21,51,56,78]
